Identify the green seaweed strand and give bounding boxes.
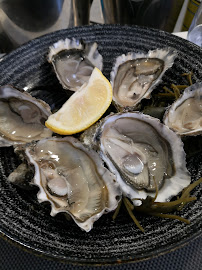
[181,178,202,199]
[171,84,180,99]
[182,72,193,85]
[163,86,175,95]
[112,199,122,220]
[175,85,188,90]
[112,178,201,232]
[123,197,144,233]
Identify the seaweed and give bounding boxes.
[142,72,193,118]
[113,177,202,232]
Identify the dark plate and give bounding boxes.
[0,25,201,265]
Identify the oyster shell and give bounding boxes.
[90,112,190,205]
[0,85,52,147]
[48,38,103,91]
[25,137,121,232]
[110,48,177,111]
[163,82,202,136]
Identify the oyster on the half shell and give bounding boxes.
[25,136,121,232]
[87,112,190,205]
[48,38,103,91]
[164,82,202,136]
[0,85,52,147]
[110,48,177,111]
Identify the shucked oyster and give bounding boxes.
[25,137,121,232]
[0,85,52,147]
[48,38,103,91]
[89,112,190,205]
[110,48,177,111]
[164,82,202,136]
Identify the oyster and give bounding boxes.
[25,137,121,232]
[164,82,202,136]
[48,38,103,91]
[0,85,52,147]
[110,48,177,111]
[90,112,190,205]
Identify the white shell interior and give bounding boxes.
[110,48,177,110]
[164,82,202,136]
[98,112,190,205]
[48,38,103,91]
[0,85,52,147]
[26,137,121,232]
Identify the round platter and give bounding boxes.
[0,25,201,265]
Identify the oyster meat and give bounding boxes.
[0,85,52,147]
[164,82,202,136]
[48,38,103,91]
[25,137,121,232]
[110,48,177,111]
[91,112,190,205]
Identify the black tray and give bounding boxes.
[0,25,201,265]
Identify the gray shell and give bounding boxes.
[163,82,202,136]
[48,38,103,91]
[0,85,52,147]
[110,48,177,111]
[87,112,190,205]
[25,136,121,232]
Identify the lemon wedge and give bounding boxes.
[45,68,112,135]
